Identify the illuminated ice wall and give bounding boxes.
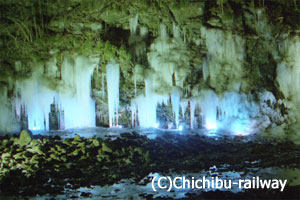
[130,23,190,128]
[129,22,263,135]
[14,54,99,131]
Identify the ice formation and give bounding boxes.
[129,14,139,34]
[180,100,188,120]
[276,37,300,122]
[189,99,197,129]
[101,73,105,98]
[131,78,169,128]
[200,27,245,92]
[130,24,190,128]
[187,89,260,134]
[0,86,20,134]
[124,21,279,136]
[147,24,190,92]
[129,24,260,133]
[106,61,120,127]
[7,54,99,132]
[170,88,181,128]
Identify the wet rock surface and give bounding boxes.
[0,131,299,199]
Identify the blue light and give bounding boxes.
[178,125,183,131]
[154,122,159,128]
[205,121,217,130]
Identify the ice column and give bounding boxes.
[199,90,218,130]
[106,61,120,127]
[59,55,97,129]
[180,100,188,119]
[171,89,181,128]
[190,99,197,129]
[129,14,139,34]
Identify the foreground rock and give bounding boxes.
[14,130,32,147]
[0,132,299,198]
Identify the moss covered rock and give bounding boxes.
[15,130,33,147]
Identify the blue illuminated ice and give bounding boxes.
[15,54,99,131]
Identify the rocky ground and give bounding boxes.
[0,130,299,199]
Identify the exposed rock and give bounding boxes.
[207,17,222,27]
[15,130,33,147]
[90,138,101,147]
[0,133,298,197]
[101,142,113,153]
[73,135,82,142]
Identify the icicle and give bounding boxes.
[137,78,157,127]
[160,24,168,40]
[101,72,105,98]
[131,100,136,127]
[129,14,139,34]
[173,22,180,39]
[171,88,181,128]
[140,26,148,38]
[202,59,209,81]
[199,90,218,130]
[180,100,188,119]
[183,27,187,43]
[190,99,197,129]
[106,61,120,127]
[131,77,169,128]
[134,74,137,96]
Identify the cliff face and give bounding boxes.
[0,0,300,140]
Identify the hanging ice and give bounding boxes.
[131,77,169,128]
[199,90,218,130]
[276,38,300,122]
[180,100,188,120]
[129,14,139,34]
[171,88,181,128]
[134,78,157,128]
[200,27,245,92]
[16,54,98,130]
[130,100,137,127]
[190,99,197,129]
[131,23,189,129]
[58,55,97,129]
[106,61,120,127]
[0,86,20,134]
[101,73,105,98]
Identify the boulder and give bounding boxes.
[91,138,100,147]
[101,142,112,153]
[73,134,82,142]
[15,130,33,147]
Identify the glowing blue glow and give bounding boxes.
[178,125,183,131]
[230,119,248,135]
[154,122,159,128]
[205,121,217,130]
